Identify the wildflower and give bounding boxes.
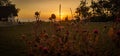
[34,44,38,47]
[116,30,120,36]
[43,30,46,33]
[21,34,26,40]
[59,38,63,45]
[51,34,56,38]
[116,18,120,22]
[54,22,60,26]
[104,25,107,29]
[56,25,64,32]
[43,47,49,53]
[75,28,79,33]
[82,30,87,33]
[93,29,99,34]
[28,41,32,45]
[59,25,64,29]
[38,45,43,51]
[44,33,48,38]
[108,27,114,38]
[118,18,120,22]
[28,53,34,56]
[66,30,69,36]
[71,22,75,25]
[35,36,40,43]
[40,30,48,38]
[26,41,33,53]
[92,29,99,45]
[40,32,44,37]
[39,45,43,49]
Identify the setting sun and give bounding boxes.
[61,13,66,20]
[54,10,71,21]
[56,12,67,20]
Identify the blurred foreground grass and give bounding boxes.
[0,22,119,56]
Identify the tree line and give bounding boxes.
[0,0,19,21]
[75,0,120,22]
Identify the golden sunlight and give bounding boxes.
[12,0,80,21]
[61,12,66,20]
[55,11,70,21]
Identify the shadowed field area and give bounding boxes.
[0,23,33,56]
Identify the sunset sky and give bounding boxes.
[12,0,90,22]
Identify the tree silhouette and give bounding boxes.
[35,11,40,21]
[0,0,11,6]
[90,1,97,16]
[51,14,56,22]
[0,0,19,21]
[75,0,90,20]
[109,0,120,19]
[90,0,120,21]
[76,0,120,22]
[74,15,80,22]
[91,0,110,16]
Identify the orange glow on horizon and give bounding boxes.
[13,0,80,21]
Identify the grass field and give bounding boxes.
[0,22,120,56]
[0,23,33,56]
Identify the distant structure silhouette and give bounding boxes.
[59,4,61,21]
[70,8,73,19]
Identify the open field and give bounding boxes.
[0,22,120,56]
[0,23,33,56]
